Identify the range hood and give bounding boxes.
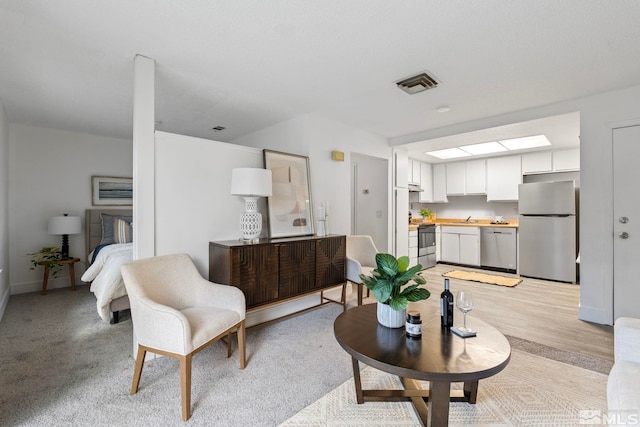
[408,183,423,192]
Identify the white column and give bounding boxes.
[132,55,155,260]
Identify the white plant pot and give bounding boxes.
[377,302,406,329]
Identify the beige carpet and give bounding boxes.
[443,269,522,287]
[279,349,607,426]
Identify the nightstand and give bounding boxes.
[38,257,80,295]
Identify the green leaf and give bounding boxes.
[389,295,408,311]
[405,288,431,302]
[397,256,410,273]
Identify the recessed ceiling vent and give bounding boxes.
[395,71,439,95]
[212,126,226,132]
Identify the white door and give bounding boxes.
[613,125,640,320]
[351,153,389,252]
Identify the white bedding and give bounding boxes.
[81,243,133,321]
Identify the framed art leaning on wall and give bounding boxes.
[91,176,133,206]
[263,150,314,238]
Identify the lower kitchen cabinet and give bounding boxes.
[209,235,346,309]
[440,226,480,266]
[409,229,418,266]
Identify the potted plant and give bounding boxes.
[360,253,430,328]
[28,246,63,278]
[419,208,432,220]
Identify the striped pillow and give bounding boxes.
[113,217,132,244]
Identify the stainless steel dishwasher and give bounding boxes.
[480,227,517,272]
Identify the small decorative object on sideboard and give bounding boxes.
[359,253,430,328]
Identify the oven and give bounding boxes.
[417,224,436,269]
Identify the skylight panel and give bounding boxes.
[425,148,471,159]
[460,141,508,155]
[499,135,550,150]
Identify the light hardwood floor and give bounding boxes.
[376,263,614,362]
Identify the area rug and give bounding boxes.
[443,269,522,287]
[279,349,607,426]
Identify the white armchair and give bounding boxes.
[121,253,246,421]
[346,235,379,305]
[607,317,640,425]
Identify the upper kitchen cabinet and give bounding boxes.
[446,162,466,195]
[446,159,486,196]
[552,149,580,171]
[394,149,408,188]
[418,162,433,202]
[408,159,421,185]
[487,155,521,201]
[465,159,486,194]
[432,164,448,202]
[522,149,580,174]
[522,151,552,174]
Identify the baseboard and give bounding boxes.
[0,282,9,322]
[10,276,81,295]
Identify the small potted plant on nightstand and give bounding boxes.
[360,253,430,328]
[28,246,63,278]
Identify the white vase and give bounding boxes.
[377,302,406,329]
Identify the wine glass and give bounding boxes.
[456,291,474,332]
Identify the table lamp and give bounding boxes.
[231,168,272,242]
[48,214,82,259]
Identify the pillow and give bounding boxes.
[100,213,133,245]
[113,217,133,244]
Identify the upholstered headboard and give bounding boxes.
[84,208,132,263]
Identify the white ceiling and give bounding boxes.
[1,1,639,153]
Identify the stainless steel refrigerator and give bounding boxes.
[518,181,577,283]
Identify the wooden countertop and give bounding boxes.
[409,218,518,230]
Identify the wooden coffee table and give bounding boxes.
[334,303,511,427]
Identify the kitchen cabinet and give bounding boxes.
[522,151,552,174]
[446,162,466,195]
[465,159,486,194]
[409,229,418,266]
[553,149,580,171]
[446,159,486,196]
[486,155,521,201]
[209,235,346,309]
[418,162,433,202]
[408,159,421,185]
[439,226,480,266]
[432,164,448,202]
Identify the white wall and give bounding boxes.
[8,124,132,294]
[393,83,640,325]
[154,131,264,272]
[0,102,9,320]
[232,113,392,246]
[413,196,519,222]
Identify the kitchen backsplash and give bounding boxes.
[411,195,519,221]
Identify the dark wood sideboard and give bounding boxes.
[209,235,346,310]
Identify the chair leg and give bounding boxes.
[341,282,347,311]
[237,320,246,369]
[179,354,192,421]
[357,283,363,306]
[131,346,146,394]
[226,331,232,358]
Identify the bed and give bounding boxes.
[81,208,133,324]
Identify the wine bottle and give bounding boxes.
[440,278,454,328]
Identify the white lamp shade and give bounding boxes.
[230,168,273,197]
[48,215,82,235]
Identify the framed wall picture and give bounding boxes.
[263,150,315,238]
[91,176,133,206]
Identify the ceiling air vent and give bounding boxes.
[395,71,439,95]
[212,126,226,132]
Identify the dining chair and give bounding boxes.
[121,253,246,421]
